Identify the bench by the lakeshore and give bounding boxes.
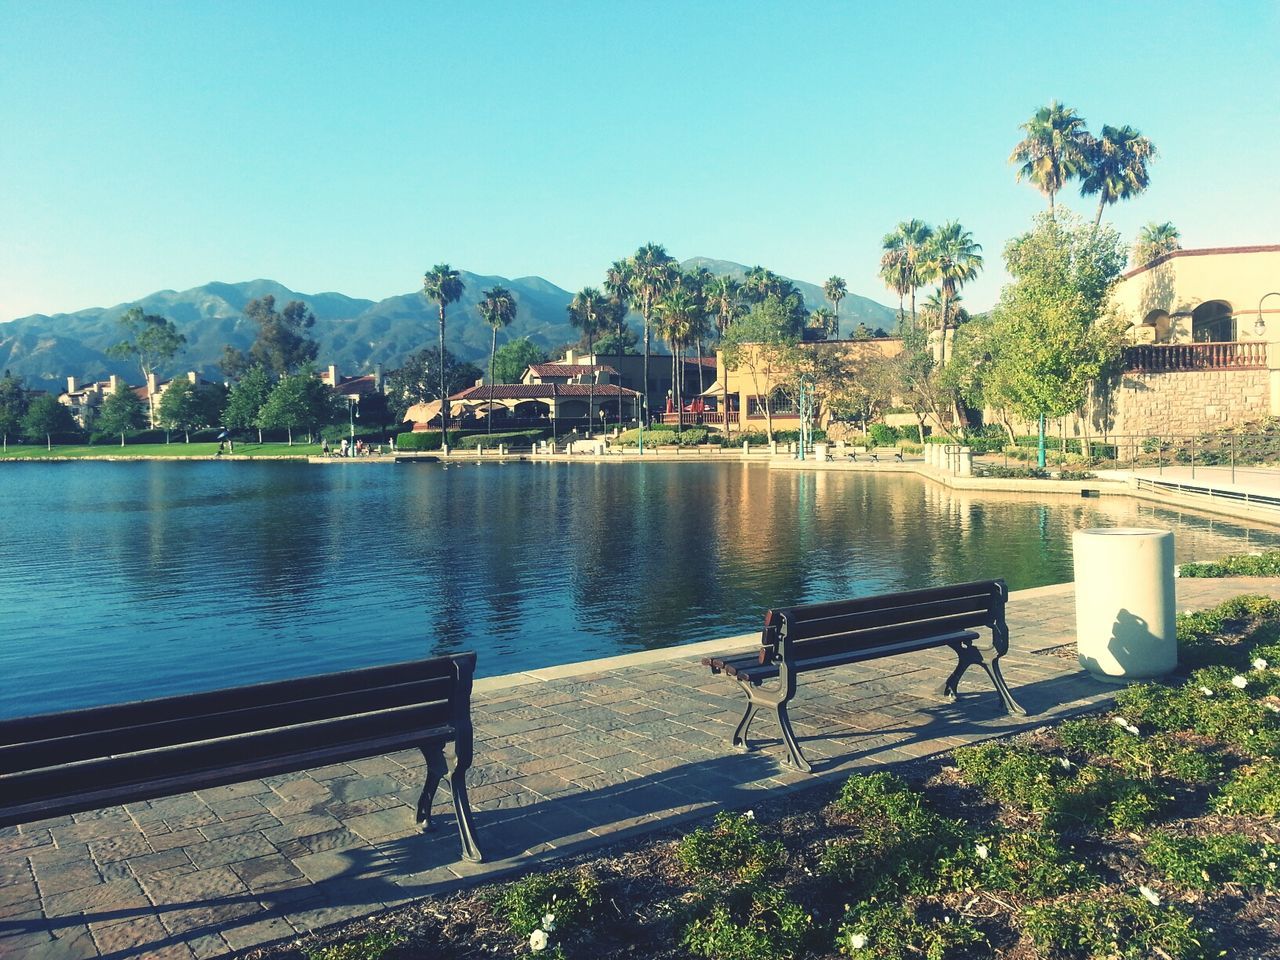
[0,653,484,862]
[848,448,905,463]
[703,580,1026,772]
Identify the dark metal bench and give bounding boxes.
[703,580,1025,772]
[0,653,484,862]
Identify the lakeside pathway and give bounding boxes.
[3,577,1279,960]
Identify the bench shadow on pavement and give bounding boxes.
[0,671,1112,959]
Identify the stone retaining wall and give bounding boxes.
[1112,368,1269,435]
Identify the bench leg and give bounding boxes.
[417,745,447,832]
[938,643,1026,716]
[730,680,813,773]
[446,742,484,863]
[775,702,812,773]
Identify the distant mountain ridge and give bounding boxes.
[1,261,896,389]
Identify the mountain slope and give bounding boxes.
[1,262,898,389]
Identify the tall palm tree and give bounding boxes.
[882,220,933,328]
[568,287,607,435]
[1009,100,1092,219]
[654,287,698,440]
[823,276,847,339]
[677,269,712,394]
[477,285,517,435]
[1131,221,1182,268]
[705,275,744,434]
[1081,125,1157,228]
[627,243,676,422]
[925,222,983,366]
[879,240,911,329]
[423,264,465,444]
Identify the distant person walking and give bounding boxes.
[340,438,349,458]
[322,439,330,456]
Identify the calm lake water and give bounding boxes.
[3,460,1277,718]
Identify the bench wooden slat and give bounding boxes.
[769,580,1001,624]
[0,725,451,829]
[0,675,454,774]
[720,632,978,683]
[0,657,459,745]
[1,701,455,806]
[780,615,992,662]
[781,594,998,642]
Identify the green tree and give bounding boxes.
[23,395,78,449]
[626,243,677,422]
[492,337,548,385]
[107,306,186,425]
[156,377,204,442]
[384,347,483,423]
[0,371,29,452]
[422,264,465,444]
[223,365,274,442]
[720,296,800,442]
[923,221,984,366]
[823,276,847,339]
[808,308,836,339]
[220,296,318,379]
[653,286,702,439]
[257,369,336,445]
[96,381,145,446]
[1009,100,1092,219]
[881,219,934,329]
[1131,221,1181,268]
[705,275,746,434]
[1081,124,1157,228]
[477,285,518,435]
[568,287,608,434]
[983,210,1128,464]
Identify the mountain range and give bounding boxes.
[0,260,896,389]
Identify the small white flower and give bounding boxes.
[1058,757,1073,771]
[976,843,990,860]
[529,929,549,952]
[1232,675,1249,689]
[1199,686,1214,697]
[1266,703,1280,714]
[849,932,867,949]
[1254,658,1269,671]
[1138,885,1161,906]
[542,913,556,933]
[743,809,755,821]
[1112,716,1132,730]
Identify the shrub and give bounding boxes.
[305,930,405,960]
[1179,550,1280,579]
[931,827,1093,897]
[1021,893,1212,960]
[1143,832,1279,891]
[681,884,812,960]
[1057,468,1097,481]
[676,811,781,886]
[867,423,900,447]
[497,868,601,940]
[976,465,1052,479]
[1211,759,1280,815]
[396,431,442,451]
[953,742,1064,813]
[455,429,548,449]
[837,899,985,958]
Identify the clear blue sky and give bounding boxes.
[2,0,1277,321]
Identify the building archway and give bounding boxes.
[557,399,590,420]
[1142,309,1173,343]
[1191,300,1234,342]
[513,400,550,418]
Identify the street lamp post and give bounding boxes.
[348,396,359,455]
[1257,293,1279,338]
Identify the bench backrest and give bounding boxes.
[760,580,1007,664]
[0,653,474,817]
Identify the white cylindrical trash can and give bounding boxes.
[1072,528,1176,682]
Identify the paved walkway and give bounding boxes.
[3,577,1279,960]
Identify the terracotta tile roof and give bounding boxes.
[450,383,640,401]
[528,363,619,377]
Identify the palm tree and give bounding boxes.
[423,264,465,445]
[823,276,847,339]
[477,285,517,435]
[1081,125,1157,228]
[705,275,744,434]
[1009,101,1092,219]
[809,308,837,339]
[568,287,607,435]
[1131,221,1182,268]
[627,243,676,422]
[879,240,911,329]
[882,220,933,328]
[654,287,699,440]
[925,222,983,366]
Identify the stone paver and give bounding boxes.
[1,576,1278,959]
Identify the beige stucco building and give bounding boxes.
[1104,245,1280,435]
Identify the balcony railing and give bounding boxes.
[1124,341,1267,373]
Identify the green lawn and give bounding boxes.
[0,441,323,459]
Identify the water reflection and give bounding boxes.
[3,460,1278,717]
